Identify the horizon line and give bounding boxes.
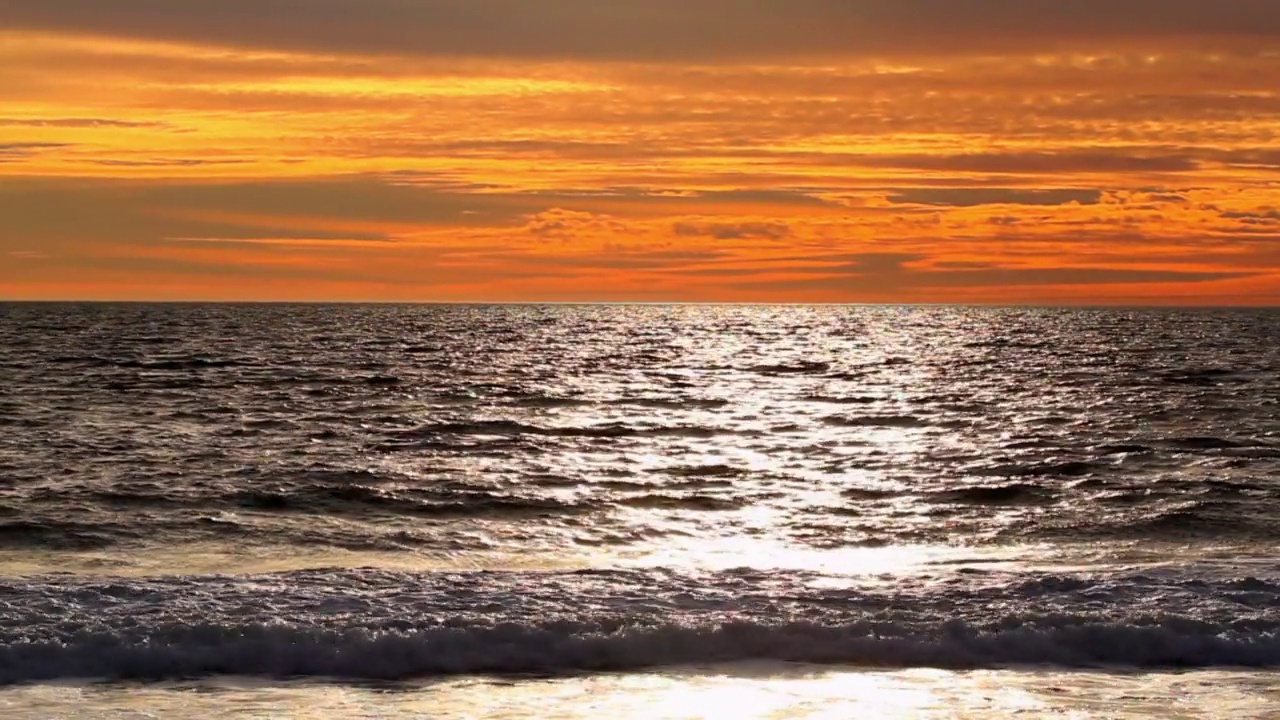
[3,299,1279,309]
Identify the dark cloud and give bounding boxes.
[5,1,1279,62]
[523,186,833,210]
[1219,150,1280,169]
[0,177,495,253]
[56,253,397,284]
[0,117,167,129]
[46,246,587,290]
[673,221,791,240]
[507,248,731,271]
[1222,209,1280,221]
[0,142,72,161]
[735,264,1255,293]
[88,158,254,167]
[932,260,1001,270]
[902,267,1252,287]
[235,140,1257,178]
[887,188,1105,207]
[522,209,629,240]
[676,189,833,208]
[693,252,927,277]
[844,152,1201,174]
[0,176,846,262]
[838,253,928,273]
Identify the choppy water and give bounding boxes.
[2,303,1279,688]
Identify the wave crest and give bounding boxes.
[4,618,1279,684]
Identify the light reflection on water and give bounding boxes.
[4,306,1280,696]
[6,304,1279,565]
[5,668,1278,719]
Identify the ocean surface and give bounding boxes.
[2,303,1279,718]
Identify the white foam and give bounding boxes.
[1,566,1278,682]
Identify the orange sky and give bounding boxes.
[2,1,1279,303]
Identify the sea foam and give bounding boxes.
[2,566,1279,683]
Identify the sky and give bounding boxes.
[1,0,1279,303]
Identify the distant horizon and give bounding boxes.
[4,298,1279,309]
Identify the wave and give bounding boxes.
[963,339,1051,350]
[927,483,1054,505]
[234,487,592,518]
[390,421,726,441]
[1095,444,1155,455]
[1106,501,1273,539]
[841,487,902,500]
[969,460,1098,478]
[1033,499,1280,542]
[626,398,731,411]
[359,375,404,386]
[80,478,602,524]
[55,356,252,370]
[1159,368,1247,386]
[4,619,1280,684]
[802,394,881,405]
[0,520,135,550]
[822,415,928,429]
[1166,436,1255,451]
[3,566,1279,683]
[617,493,745,511]
[749,361,831,375]
[507,396,594,409]
[668,464,745,479]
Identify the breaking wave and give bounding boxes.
[4,619,1279,684]
[3,566,1279,683]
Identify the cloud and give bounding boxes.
[0,176,497,254]
[519,187,833,212]
[677,189,833,208]
[523,209,629,240]
[0,177,839,262]
[903,267,1253,287]
[88,158,254,167]
[1221,209,1280,221]
[6,1,1279,62]
[735,264,1256,293]
[0,117,167,129]
[932,260,1000,270]
[673,221,791,240]
[887,188,1105,207]
[161,236,399,248]
[837,253,927,273]
[0,142,72,161]
[1219,208,1280,227]
[506,247,731,271]
[843,151,1201,174]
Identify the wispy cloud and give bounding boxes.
[0,142,73,161]
[4,1,1279,61]
[0,117,168,128]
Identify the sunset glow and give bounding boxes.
[2,1,1279,303]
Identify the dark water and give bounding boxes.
[1,303,1279,682]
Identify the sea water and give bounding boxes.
[2,303,1278,717]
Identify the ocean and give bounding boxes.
[1,303,1278,718]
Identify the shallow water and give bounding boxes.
[4,667,1279,719]
[2,304,1278,714]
